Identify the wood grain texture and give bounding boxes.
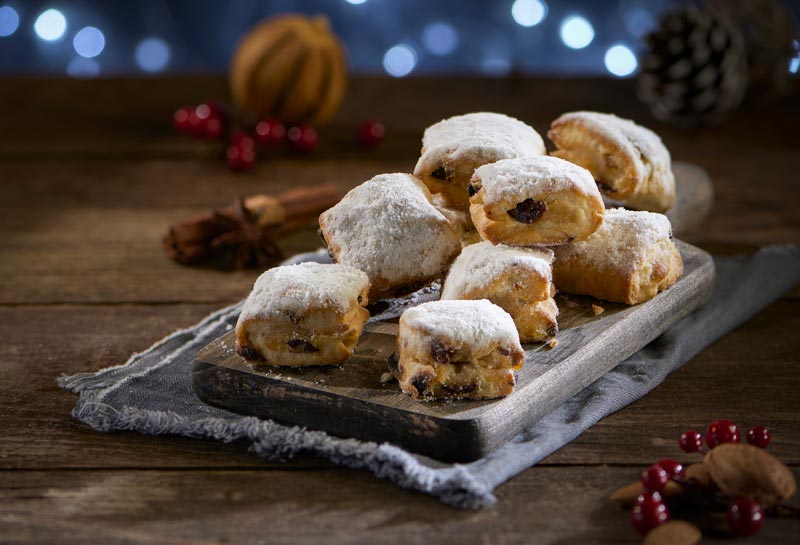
[193,243,714,461]
[1,76,798,544]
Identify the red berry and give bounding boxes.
[230,130,255,149]
[679,430,703,452]
[641,464,670,492]
[706,419,740,448]
[173,106,194,132]
[226,144,255,172]
[727,498,764,536]
[746,426,770,448]
[202,115,224,139]
[656,459,685,479]
[254,118,286,146]
[357,120,385,146]
[287,124,318,152]
[631,492,670,535]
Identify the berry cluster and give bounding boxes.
[630,420,773,539]
[173,102,385,172]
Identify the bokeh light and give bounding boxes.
[560,15,594,49]
[345,0,367,4]
[383,44,417,77]
[73,26,105,58]
[34,8,67,42]
[604,44,637,77]
[135,37,170,73]
[511,0,547,28]
[0,5,20,37]
[66,57,99,78]
[422,22,458,56]
[481,56,512,77]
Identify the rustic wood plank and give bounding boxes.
[2,297,797,470]
[2,467,798,544]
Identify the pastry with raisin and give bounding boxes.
[235,262,370,366]
[548,111,676,213]
[391,300,525,400]
[552,208,683,304]
[414,112,546,209]
[469,156,605,246]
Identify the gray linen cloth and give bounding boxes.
[59,246,800,509]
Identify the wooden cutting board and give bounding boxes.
[194,242,714,462]
[192,162,716,462]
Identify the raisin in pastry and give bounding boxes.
[469,156,605,246]
[392,300,525,400]
[413,112,545,209]
[235,262,370,366]
[441,241,558,342]
[548,111,676,213]
[318,173,461,300]
[552,208,683,304]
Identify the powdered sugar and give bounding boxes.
[441,241,553,299]
[419,112,545,164]
[474,156,599,206]
[555,208,672,268]
[238,262,369,321]
[401,299,521,348]
[319,173,461,290]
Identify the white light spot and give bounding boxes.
[34,8,67,42]
[511,0,547,28]
[560,15,594,49]
[66,57,99,78]
[421,22,458,56]
[0,5,20,37]
[604,43,638,77]
[345,0,367,4]
[135,37,170,73]
[383,44,417,78]
[790,57,799,74]
[481,56,512,77]
[73,26,105,58]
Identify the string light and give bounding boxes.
[345,0,367,4]
[0,5,20,37]
[422,22,458,56]
[604,44,637,77]
[383,44,417,77]
[135,37,170,73]
[560,15,594,49]
[73,26,105,58]
[34,8,67,42]
[511,0,547,28]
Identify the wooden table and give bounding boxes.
[1,77,798,544]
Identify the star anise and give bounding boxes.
[210,196,283,269]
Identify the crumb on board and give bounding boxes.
[547,338,559,349]
[380,372,395,384]
[592,304,605,316]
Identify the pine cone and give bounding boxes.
[637,6,749,127]
[709,0,798,103]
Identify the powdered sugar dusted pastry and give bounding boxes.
[552,208,683,304]
[318,173,461,300]
[235,262,371,366]
[432,193,477,247]
[469,156,605,246]
[441,242,558,342]
[548,111,676,213]
[391,300,525,400]
[414,112,546,209]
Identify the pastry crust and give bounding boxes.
[552,208,683,304]
[414,112,546,209]
[548,111,676,213]
[469,156,605,246]
[235,262,371,366]
[441,241,558,342]
[393,300,525,400]
[431,193,477,247]
[318,173,461,300]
